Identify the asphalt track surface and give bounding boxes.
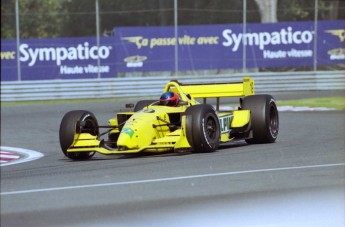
[1,91,345,227]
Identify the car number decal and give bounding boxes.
[218,115,233,133]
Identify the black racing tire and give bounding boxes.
[59,110,99,160]
[134,100,157,112]
[241,94,279,144]
[185,104,220,153]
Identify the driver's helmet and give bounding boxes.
[159,92,179,106]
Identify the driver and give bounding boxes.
[159,92,179,107]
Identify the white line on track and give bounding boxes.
[1,162,344,196]
[0,146,44,167]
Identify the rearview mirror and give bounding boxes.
[125,103,134,109]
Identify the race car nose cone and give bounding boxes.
[117,110,165,150]
[117,127,138,149]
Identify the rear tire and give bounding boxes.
[185,104,220,153]
[241,95,279,144]
[59,110,99,160]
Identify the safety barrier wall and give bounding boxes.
[1,71,344,102]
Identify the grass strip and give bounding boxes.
[277,96,345,110]
[0,97,148,107]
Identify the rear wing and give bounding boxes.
[165,77,254,99]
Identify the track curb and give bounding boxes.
[0,146,44,167]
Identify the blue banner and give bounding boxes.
[114,20,344,72]
[1,20,344,81]
[1,37,115,81]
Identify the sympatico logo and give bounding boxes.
[222,27,313,51]
[19,42,112,66]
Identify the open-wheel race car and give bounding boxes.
[59,77,279,160]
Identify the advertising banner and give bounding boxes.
[1,39,18,81]
[1,20,344,81]
[317,20,345,66]
[115,20,344,72]
[1,37,115,81]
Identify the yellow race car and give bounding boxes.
[59,77,279,160]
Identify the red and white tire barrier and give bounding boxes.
[0,146,44,167]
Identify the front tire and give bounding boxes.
[185,104,220,153]
[241,94,279,144]
[59,110,99,160]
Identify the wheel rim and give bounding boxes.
[79,116,98,158]
[269,105,279,138]
[205,116,218,141]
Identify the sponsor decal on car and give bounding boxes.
[121,128,135,138]
[218,114,233,133]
